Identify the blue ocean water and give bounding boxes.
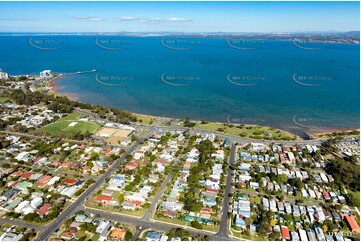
[0,35,359,135]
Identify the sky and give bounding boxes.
[0,1,359,33]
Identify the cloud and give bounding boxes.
[139,17,191,23]
[73,16,104,21]
[116,16,136,21]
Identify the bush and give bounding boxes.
[125,231,133,241]
[191,221,203,229]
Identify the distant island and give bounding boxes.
[0,31,359,44]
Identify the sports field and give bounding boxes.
[40,112,100,136]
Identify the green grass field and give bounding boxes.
[195,122,298,141]
[347,190,360,205]
[134,113,158,125]
[40,111,100,136]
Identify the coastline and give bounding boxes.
[47,75,79,101]
[47,75,359,140]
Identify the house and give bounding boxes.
[234,214,246,228]
[314,226,326,241]
[96,195,111,205]
[40,70,52,79]
[343,214,360,233]
[37,203,52,216]
[331,212,341,221]
[61,231,75,240]
[323,192,331,201]
[108,174,126,191]
[163,210,176,218]
[0,232,24,241]
[61,187,78,197]
[122,201,136,210]
[110,228,127,240]
[281,226,290,240]
[100,222,114,240]
[298,229,308,241]
[96,221,110,234]
[291,231,300,241]
[306,229,317,241]
[146,231,163,241]
[21,171,33,179]
[63,179,77,186]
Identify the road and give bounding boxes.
[75,108,326,146]
[141,139,189,222]
[214,143,236,239]
[0,218,44,231]
[35,126,156,241]
[83,208,218,240]
[133,125,325,146]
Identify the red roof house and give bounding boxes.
[37,203,52,216]
[21,171,33,179]
[281,226,290,240]
[344,215,360,233]
[96,195,111,205]
[63,179,77,185]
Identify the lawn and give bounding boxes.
[40,111,100,136]
[91,235,100,241]
[194,122,298,141]
[0,96,11,103]
[133,113,158,125]
[41,120,100,136]
[347,189,360,208]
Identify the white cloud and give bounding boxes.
[116,16,136,21]
[73,16,104,21]
[139,17,191,23]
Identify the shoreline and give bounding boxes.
[47,76,359,140]
[47,75,79,101]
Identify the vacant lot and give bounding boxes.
[95,127,133,145]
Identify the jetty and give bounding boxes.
[60,69,97,76]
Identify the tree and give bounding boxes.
[269,219,277,227]
[269,231,281,241]
[322,224,328,233]
[258,220,270,236]
[118,194,124,203]
[246,217,253,229]
[125,231,133,241]
[191,221,203,229]
[278,174,288,183]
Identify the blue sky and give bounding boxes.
[0,1,359,32]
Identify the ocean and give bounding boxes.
[0,35,359,136]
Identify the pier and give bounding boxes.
[60,69,97,76]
